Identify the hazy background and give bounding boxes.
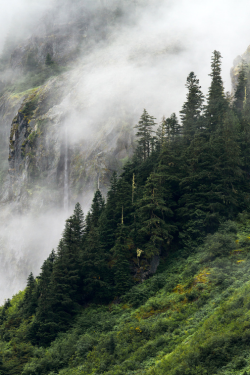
[0,0,250,303]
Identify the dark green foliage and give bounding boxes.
[21,273,37,319]
[180,72,204,142]
[99,172,119,252]
[82,227,111,302]
[164,113,182,142]
[85,189,105,232]
[0,299,11,325]
[112,224,133,296]
[134,109,157,161]
[136,171,175,258]
[206,50,228,132]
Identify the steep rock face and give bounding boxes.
[0,0,137,214]
[2,74,135,213]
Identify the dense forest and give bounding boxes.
[2,50,250,374]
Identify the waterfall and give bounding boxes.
[64,126,69,211]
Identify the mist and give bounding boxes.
[0,0,250,303]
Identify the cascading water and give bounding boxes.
[64,125,69,211]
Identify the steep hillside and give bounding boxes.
[2,218,250,375]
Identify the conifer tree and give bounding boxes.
[62,203,85,273]
[211,109,244,217]
[137,172,175,258]
[178,110,244,248]
[180,72,204,142]
[112,223,133,296]
[82,227,111,301]
[37,239,80,343]
[165,113,182,143]
[206,51,228,132]
[85,189,105,233]
[0,299,11,325]
[157,116,183,207]
[99,172,118,252]
[28,251,56,345]
[177,133,215,248]
[31,204,85,345]
[22,272,37,319]
[134,109,156,161]
[155,117,166,152]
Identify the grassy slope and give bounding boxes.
[3,218,250,375]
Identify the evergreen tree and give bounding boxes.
[155,117,166,152]
[180,72,204,142]
[86,190,105,233]
[211,109,244,217]
[28,250,56,345]
[165,113,182,143]
[178,110,244,248]
[134,109,156,161]
[22,272,37,319]
[177,134,216,248]
[206,51,228,132]
[36,239,80,345]
[99,172,119,252]
[82,227,111,302]
[31,204,85,345]
[137,171,175,258]
[0,299,11,325]
[112,224,133,296]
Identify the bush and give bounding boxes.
[201,232,237,262]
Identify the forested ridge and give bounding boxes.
[2,51,250,374]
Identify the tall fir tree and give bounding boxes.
[22,272,37,319]
[136,171,175,258]
[210,109,244,218]
[134,109,156,161]
[165,113,182,143]
[206,51,228,132]
[112,223,133,296]
[180,72,204,142]
[99,172,119,252]
[85,189,105,233]
[82,227,111,302]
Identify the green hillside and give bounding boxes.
[2,219,250,375]
[2,50,250,375]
